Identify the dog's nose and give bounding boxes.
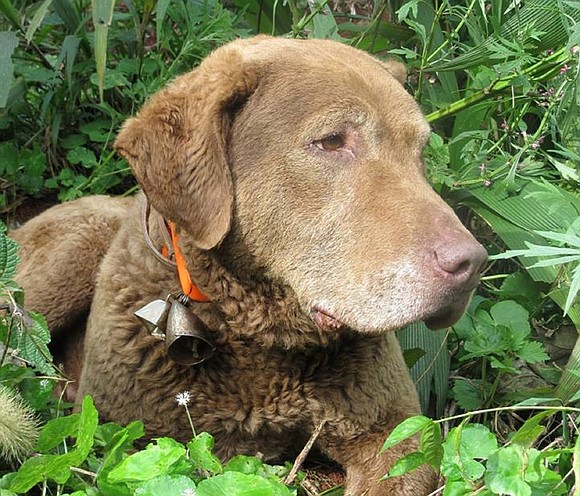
[433,237,487,284]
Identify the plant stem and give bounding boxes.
[426,47,570,122]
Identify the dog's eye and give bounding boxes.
[318,133,345,151]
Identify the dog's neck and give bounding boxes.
[177,235,342,349]
[144,202,342,349]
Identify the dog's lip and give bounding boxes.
[311,306,346,331]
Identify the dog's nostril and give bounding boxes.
[434,241,487,279]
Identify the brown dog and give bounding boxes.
[12,36,487,495]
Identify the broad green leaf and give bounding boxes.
[442,479,474,496]
[485,445,531,496]
[197,471,293,496]
[381,416,432,452]
[188,432,223,475]
[225,455,265,475]
[420,421,443,468]
[36,413,80,452]
[108,437,189,483]
[134,474,196,496]
[97,421,145,496]
[384,451,426,479]
[442,424,497,481]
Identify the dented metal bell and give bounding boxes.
[165,296,215,365]
[134,293,215,366]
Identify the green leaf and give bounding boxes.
[25,0,53,43]
[573,434,580,496]
[0,31,18,108]
[381,416,432,452]
[108,437,189,483]
[511,411,554,448]
[517,341,549,364]
[134,474,196,496]
[197,471,293,496]
[420,421,443,469]
[485,445,531,496]
[384,451,426,478]
[0,222,19,284]
[188,432,223,475]
[91,0,116,101]
[452,379,482,411]
[36,413,80,452]
[442,424,497,481]
[225,455,265,475]
[9,396,98,492]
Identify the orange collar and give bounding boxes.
[163,222,211,303]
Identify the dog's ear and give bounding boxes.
[380,59,407,86]
[114,44,259,250]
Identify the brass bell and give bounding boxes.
[134,293,215,366]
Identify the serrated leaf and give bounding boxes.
[381,416,432,452]
[17,311,56,375]
[0,223,19,284]
[452,379,482,410]
[517,341,549,364]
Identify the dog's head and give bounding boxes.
[115,36,487,335]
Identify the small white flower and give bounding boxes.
[182,488,196,496]
[175,391,191,406]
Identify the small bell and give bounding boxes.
[165,295,215,365]
[134,293,215,366]
[134,299,170,338]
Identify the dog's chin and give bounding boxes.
[310,292,474,334]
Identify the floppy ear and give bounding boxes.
[114,44,259,250]
[380,59,407,86]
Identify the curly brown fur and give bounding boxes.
[13,36,488,495]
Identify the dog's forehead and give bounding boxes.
[239,39,429,139]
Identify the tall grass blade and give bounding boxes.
[155,0,170,48]
[0,31,18,108]
[25,0,53,43]
[430,0,580,71]
[0,0,22,31]
[92,0,115,101]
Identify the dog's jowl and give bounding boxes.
[12,36,486,495]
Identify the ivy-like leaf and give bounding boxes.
[485,445,531,496]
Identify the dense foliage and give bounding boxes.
[0,0,579,494]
